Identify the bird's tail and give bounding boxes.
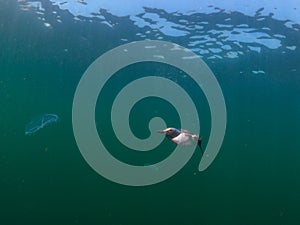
[197,137,203,155]
[192,135,204,155]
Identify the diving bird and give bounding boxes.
[158,128,203,154]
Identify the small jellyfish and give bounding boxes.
[25,114,59,135]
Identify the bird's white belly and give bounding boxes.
[171,133,192,146]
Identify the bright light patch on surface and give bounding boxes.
[286,46,297,50]
[47,0,300,24]
[248,46,261,53]
[252,70,266,75]
[219,29,281,49]
[20,1,45,11]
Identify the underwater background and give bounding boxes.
[1,0,300,224]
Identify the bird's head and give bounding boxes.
[157,128,180,137]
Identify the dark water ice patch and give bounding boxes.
[25,114,59,135]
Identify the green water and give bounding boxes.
[1,1,300,225]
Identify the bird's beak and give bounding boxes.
[157,130,165,134]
